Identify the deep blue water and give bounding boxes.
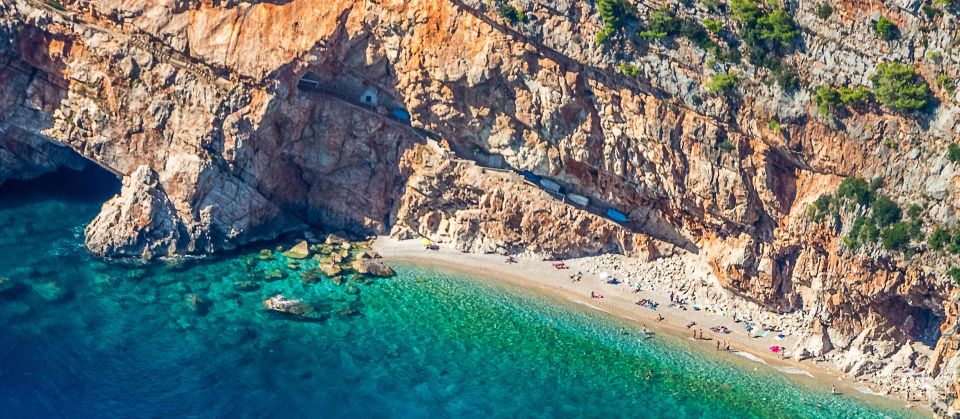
[0,166,921,418]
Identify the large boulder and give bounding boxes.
[263,295,311,316]
[84,166,188,259]
[283,240,310,259]
[352,258,395,277]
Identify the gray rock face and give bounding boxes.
[84,165,188,259]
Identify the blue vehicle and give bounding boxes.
[606,208,628,223]
[390,108,411,122]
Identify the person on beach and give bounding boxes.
[716,341,720,351]
[657,313,665,322]
[831,385,837,395]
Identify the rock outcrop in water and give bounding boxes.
[3,0,960,413]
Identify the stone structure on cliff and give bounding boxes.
[2,0,960,413]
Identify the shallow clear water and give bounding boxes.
[0,167,920,418]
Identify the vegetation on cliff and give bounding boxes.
[808,177,923,252]
[870,62,932,113]
[596,0,634,43]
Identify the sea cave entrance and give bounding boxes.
[0,159,120,215]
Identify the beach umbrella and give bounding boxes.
[769,346,781,353]
[599,272,610,280]
[421,238,433,245]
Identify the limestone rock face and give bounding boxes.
[85,165,188,259]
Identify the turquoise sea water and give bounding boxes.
[0,167,921,418]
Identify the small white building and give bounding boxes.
[359,88,379,106]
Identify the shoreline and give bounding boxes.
[373,237,932,417]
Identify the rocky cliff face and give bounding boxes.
[3,0,960,413]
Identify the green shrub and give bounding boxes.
[716,140,736,152]
[707,71,739,94]
[597,0,633,44]
[838,86,871,106]
[881,222,911,250]
[948,143,960,162]
[907,203,923,220]
[948,229,960,254]
[949,266,960,285]
[679,19,722,54]
[836,177,875,206]
[638,6,679,40]
[704,19,724,33]
[846,215,880,248]
[874,16,898,40]
[768,119,780,130]
[937,75,956,93]
[807,194,834,221]
[701,0,724,12]
[730,0,799,69]
[773,65,800,91]
[498,6,526,25]
[871,195,902,227]
[923,5,942,19]
[929,227,951,250]
[813,86,843,116]
[815,2,833,19]
[758,8,800,42]
[619,63,640,77]
[731,0,764,23]
[870,62,932,112]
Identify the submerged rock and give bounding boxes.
[264,269,287,281]
[258,249,274,260]
[234,279,261,291]
[318,261,342,278]
[282,240,310,259]
[352,259,395,277]
[263,295,311,316]
[186,293,211,316]
[33,282,68,302]
[300,269,321,283]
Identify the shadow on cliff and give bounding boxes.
[0,161,120,209]
[0,25,120,207]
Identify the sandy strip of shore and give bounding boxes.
[373,237,931,416]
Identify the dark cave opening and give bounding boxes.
[910,306,943,349]
[0,161,120,209]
